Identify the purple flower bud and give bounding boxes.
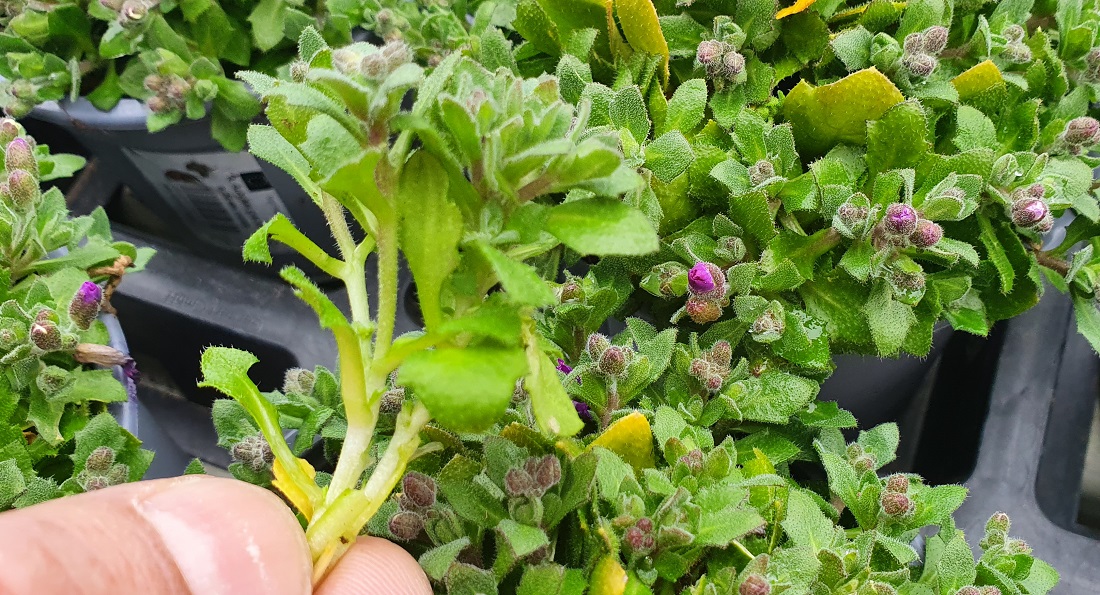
[1034,213,1055,233]
[721,51,746,78]
[624,526,652,554]
[705,374,724,392]
[696,40,724,66]
[709,340,732,369]
[979,588,1002,595]
[922,26,949,54]
[573,399,592,421]
[679,448,704,471]
[1007,539,1032,555]
[686,297,722,324]
[0,119,22,146]
[903,33,925,54]
[1011,197,1048,227]
[388,511,424,541]
[231,435,273,472]
[143,74,165,92]
[739,574,772,595]
[910,219,943,248]
[532,455,561,491]
[880,492,914,517]
[597,346,628,377]
[884,203,919,236]
[892,270,925,292]
[504,468,536,498]
[559,280,583,302]
[68,282,103,331]
[146,95,171,114]
[688,262,716,294]
[105,463,129,485]
[29,321,61,352]
[1064,117,1100,145]
[85,446,116,473]
[401,472,436,510]
[5,169,38,210]
[380,387,405,413]
[853,454,877,473]
[83,475,111,491]
[5,138,36,176]
[689,358,710,379]
[902,53,938,77]
[955,588,981,595]
[636,517,653,533]
[986,511,1011,533]
[885,474,910,493]
[586,333,610,359]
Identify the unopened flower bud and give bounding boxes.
[853,454,877,473]
[586,333,611,359]
[748,160,775,185]
[231,435,273,471]
[1065,117,1100,146]
[146,95,170,114]
[36,365,72,397]
[1034,213,1055,233]
[1007,539,1031,554]
[1002,24,1025,43]
[289,60,309,83]
[910,219,943,248]
[721,50,746,79]
[5,169,38,210]
[105,463,129,485]
[686,297,723,324]
[880,492,913,517]
[709,340,732,369]
[573,400,592,420]
[29,320,61,351]
[902,53,937,77]
[119,0,148,25]
[332,48,361,75]
[846,443,864,459]
[884,203,919,235]
[0,119,22,146]
[504,468,535,498]
[885,474,910,493]
[388,511,424,540]
[532,455,561,490]
[986,511,1011,533]
[1011,197,1048,227]
[164,77,190,101]
[679,449,704,471]
[751,310,785,342]
[85,446,116,472]
[381,41,412,67]
[903,33,924,54]
[68,282,102,331]
[597,346,628,377]
[979,588,1002,595]
[400,472,436,510]
[955,588,981,595]
[739,574,771,595]
[687,262,727,299]
[1002,42,1032,63]
[5,138,36,176]
[922,26,949,54]
[282,368,315,396]
[689,358,710,379]
[624,526,654,554]
[143,74,165,92]
[696,40,723,66]
[380,387,405,414]
[83,475,110,491]
[559,280,583,302]
[835,201,870,237]
[360,53,388,79]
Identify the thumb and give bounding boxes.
[0,475,312,595]
[315,537,432,595]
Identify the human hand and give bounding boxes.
[0,476,432,595]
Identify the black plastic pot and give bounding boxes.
[938,289,1100,593]
[30,99,329,270]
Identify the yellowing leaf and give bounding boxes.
[614,0,670,85]
[272,457,318,521]
[782,68,904,158]
[951,60,1006,114]
[590,554,629,595]
[587,411,656,471]
[776,0,819,19]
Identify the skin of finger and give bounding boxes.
[0,475,312,595]
[315,536,432,595]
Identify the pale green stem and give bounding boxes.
[373,221,399,361]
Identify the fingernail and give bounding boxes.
[135,477,311,595]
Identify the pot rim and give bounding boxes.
[31,97,152,131]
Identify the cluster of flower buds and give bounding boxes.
[622,516,657,556]
[999,24,1032,64]
[143,73,194,115]
[78,446,130,491]
[1009,183,1053,232]
[846,443,877,474]
[955,587,1003,595]
[739,574,772,595]
[99,0,156,27]
[879,473,915,519]
[874,203,942,249]
[504,455,562,499]
[351,41,413,81]
[1060,116,1100,155]
[231,434,274,472]
[901,25,949,78]
[978,510,1030,554]
[715,234,747,263]
[371,8,407,42]
[1,131,42,212]
[586,333,635,378]
[282,367,315,397]
[29,309,65,353]
[1084,48,1100,82]
[685,262,729,324]
[695,39,746,82]
[556,277,584,303]
[68,282,103,331]
[688,340,733,393]
[747,160,776,186]
[833,197,873,239]
[750,306,786,343]
[388,472,438,540]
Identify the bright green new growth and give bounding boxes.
[0,122,152,512]
[199,27,659,581]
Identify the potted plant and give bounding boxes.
[184,22,1066,593]
[357,0,1100,424]
[0,120,158,510]
[0,0,366,264]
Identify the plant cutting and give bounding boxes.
[0,121,153,511]
[0,0,369,150]
[194,15,1068,592]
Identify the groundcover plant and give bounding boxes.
[0,0,368,149]
[0,122,152,511]
[200,0,1093,586]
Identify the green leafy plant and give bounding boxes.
[0,120,153,511]
[199,27,660,582]
[0,0,369,149]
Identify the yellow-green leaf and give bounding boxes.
[776,0,820,19]
[951,60,1006,115]
[587,411,656,471]
[782,68,904,158]
[614,0,670,85]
